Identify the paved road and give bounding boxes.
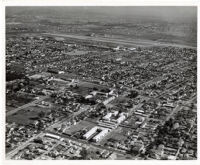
[48,131,127,156]
[6,96,49,117]
[47,105,90,131]
[7,103,125,158]
[162,96,196,125]
[6,105,90,159]
[36,141,62,160]
[6,132,44,159]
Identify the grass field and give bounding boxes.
[6,106,51,125]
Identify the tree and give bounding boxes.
[93,87,98,91]
[128,90,138,98]
[38,111,45,118]
[80,148,89,159]
[137,47,141,51]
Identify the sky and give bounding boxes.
[6,6,197,23]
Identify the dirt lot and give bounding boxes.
[6,93,35,111]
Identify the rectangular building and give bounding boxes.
[83,127,98,140]
[93,128,109,142]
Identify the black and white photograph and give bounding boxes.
[3,4,198,161]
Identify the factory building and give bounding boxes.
[83,127,98,140]
[98,121,117,129]
[92,128,109,142]
[102,113,112,120]
[83,111,128,142]
[102,111,118,121]
[83,126,110,142]
[45,133,61,140]
[103,96,116,105]
[102,111,128,124]
[116,115,126,124]
[113,111,119,116]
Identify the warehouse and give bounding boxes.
[102,113,112,121]
[45,133,61,140]
[93,128,109,142]
[83,127,98,140]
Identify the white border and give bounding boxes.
[1,0,200,6]
[0,1,199,165]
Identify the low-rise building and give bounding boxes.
[93,128,109,142]
[83,127,98,140]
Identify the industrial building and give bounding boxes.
[116,114,126,124]
[83,126,110,142]
[93,128,109,142]
[102,113,112,120]
[45,133,61,140]
[83,126,98,140]
[102,111,127,124]
[103,96,116,105]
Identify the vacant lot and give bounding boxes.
[6,93,35,111]
[6,106,51,125]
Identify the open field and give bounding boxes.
[7,106,51,125]
[43,33,196,49]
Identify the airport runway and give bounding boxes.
[43,33,196,49]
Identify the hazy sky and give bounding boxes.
[6,6,197,23]
[81,6,197,22]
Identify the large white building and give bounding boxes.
[103,96,116,105]
[45,133,61,140]
[83,126,98,140]
[98,121,117,129]
[102,113,112,120]
[102,111,127,124]
[83,126,110,142]
[116,115,126,124]
[92,128,109,142]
